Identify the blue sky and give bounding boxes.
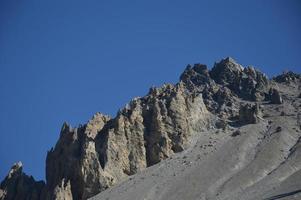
[0,0,300,181]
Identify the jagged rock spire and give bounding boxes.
[0,162,45,200]
[1,57,300,200]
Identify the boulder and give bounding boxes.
[269,88,283,104]
[239,103,262,124]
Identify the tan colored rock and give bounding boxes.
[52,179,72,200]
[46,114,111,200]
[4,57,295,200]
[45,81,210,200]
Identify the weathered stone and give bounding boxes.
[231,130,241,137]
[241,66,269,101]
[209,58,269,101]
[215,118,228,130]
[210,57,243,92]
[2,57,298,200]
[46,114,111,200]
[0,162,45,200]
[44,82,210,200]
[239,103,262,124]
[52,179,72,200]
[180,63,212,92]
[274,71,301,83]
[269,88,283,104]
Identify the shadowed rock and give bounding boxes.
[274,71,301,83]
[239,103,262,124]
[269,88,283,104]
[0,162,45,200]
[1,57,300,200]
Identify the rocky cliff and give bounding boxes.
[1,57,300,200]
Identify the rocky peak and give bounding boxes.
[0,162,45,200]
[209,58,269,101]
[2,57,299,200]
[7,162,23,179]
[178,57,270,120]
[180,63,212,92]
[43,81,211,199]
[274,71,301,83]
[210,57,243,86]
[46,114,111,200]
[85,113,110,139]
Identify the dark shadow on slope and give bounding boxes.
[263,189,301,200]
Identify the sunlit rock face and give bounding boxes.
[45,82,209,200]
[46,114,111,200]
[1,57,300,200]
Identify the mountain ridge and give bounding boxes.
[1,57,300,200]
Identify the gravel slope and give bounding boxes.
[91,82,301,200]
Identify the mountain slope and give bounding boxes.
[1,57,300,200]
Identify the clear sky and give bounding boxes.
[0,0,300,181]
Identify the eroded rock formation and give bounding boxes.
[44,82,210,199]
[1,57,300,200]
[0,162,45,200]
[238,103,262,124]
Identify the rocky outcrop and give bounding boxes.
[141,83,209,165]
[238,103,262,124]
[274,71,301,83]
[180,63,212,92]
[269,88,283,104]
[44,82,210,200]
[210,57,244,91]
[1,57,299,200]
[0,162,45,200]
[180,57,269,119]
[210,58,269,101]
[46,113,111,200]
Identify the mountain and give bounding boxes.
[1,57,300,200]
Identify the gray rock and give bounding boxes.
[269,88,283,104]
[274,71,301,83]
[210,57,244,92]
[1,57,300,200]
[0,162,45,200]
[209,58,269,101]
[180,63,212,92]
[44,82,210,199]
[239,103,262,124]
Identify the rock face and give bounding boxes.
[238,103,262,124]
[209,57,269,101]
[46,113,111,200]
[0,162,45,200]
[274,71,301,83]
[269,88,283,104]
[44,83,209,200]
[1,57,300,200]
